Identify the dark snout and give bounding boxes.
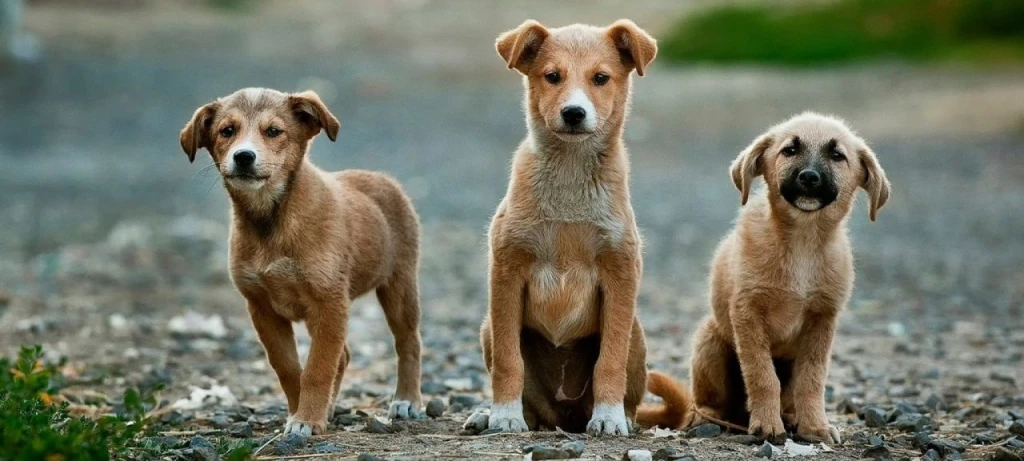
[780,165,838,211]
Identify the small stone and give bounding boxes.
[426,397,445,418]
[653,447,694,460]
[927,438,965,455]
[365,417,392,434]
[523,440,586,460]
[209,414,230,429]
[1008,410,1024,421]
[449,394,481,408]
[227,422,252,438]
[335,413,363,426]
[922,449,941,461]
[421,381,447,395]
[313,442,344,454]
[1010,421,1024,437]
[142,436,183,450]
[836,397,860,414]
[722,434,761,445]
[868,435,884,446]
[862,445,890,461]
[755,441,774,458]
[357,455,382,461]
[271,433,308,455]
[189,436,219,461]
[924,394,947,413]
[624,449,653,461]
[912,432,933,449]
[893,413,931,432]
[987,447,1023,461]
[864,407,888,428]
[1008,437,1024,449]
[687,423,722,438]
[889,386,919,398]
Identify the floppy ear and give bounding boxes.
[607,19,658,76]
[495,20,550,73]
[858,146,891,221]
[730,133,773,206]
[179,102,219,163]
[289,91,340,141]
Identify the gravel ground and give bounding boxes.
[1,1,1023,459]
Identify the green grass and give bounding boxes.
[0,346,254,460]
[660,0,1024,66]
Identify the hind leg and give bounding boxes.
[690,317,733,428]
[327,343,351,419]
[624,319,648,424]
[377,270,423,419]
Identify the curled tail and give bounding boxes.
[635,370,692,429]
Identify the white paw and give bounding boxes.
[586,403,630,436]
[388,400,420,420]
[283,417,314,438]
[463,408,490,432]
[487,400,528,432]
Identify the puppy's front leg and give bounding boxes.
[732,305,786,444]
[248,302,302,416]
[486,251,529,433]
[588,250,639,436]
[792,312,841,444]
[286,298,347,437]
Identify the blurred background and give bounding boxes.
[0,0,1022,445]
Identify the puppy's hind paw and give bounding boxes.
[586,403,631,436]
[283,417,325,438]
[388,400,421,420]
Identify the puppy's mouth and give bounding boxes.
[781,188,838,212]
[224,174,271,189]
[551,128,595,141]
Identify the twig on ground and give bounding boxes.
[254,432,282,456]
[157,430,198,436]
[256,453,355,460]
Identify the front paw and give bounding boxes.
[748,409,786,445]
[796,419,841,444]
[284,415,327,437]
[586,403,630,436]
[487,400,529,432]
[388,400,421,420]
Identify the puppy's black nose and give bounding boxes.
[561,106,587,126]
[233,150,256,167]
[798,169,821,187]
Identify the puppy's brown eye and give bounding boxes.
[830,149,846,161]
[266,127,282,138]
[593,73,610,85]
[782,145,798,156]
[219,126,235,138]
[544,72,561,84]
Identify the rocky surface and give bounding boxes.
[1,0,1023,459]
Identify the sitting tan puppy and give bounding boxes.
[643,113,890,443]
[464,19,658,436]
[179,88,423,436]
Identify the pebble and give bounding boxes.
[142,436,183,450]
[653,447,692,460]
[335,413,363,426]
[449,394,482,408]
[912,431,933,449]
[988,447,1023,461]
[1010,421,1024,436]
[868,435,884,447]
[313,442,344,454]
[722,434,760,445]
[227,421,252,438]
[836,396,860,414]
[861,445,890,461]
[893,413,931,432]
[210,414,231,429]
[864,407,888,428]
[189,436,218,461]
[922,449,941,461]
[272,433,309,456]
[686,423,722,438]
[624,449,653,461]
[754,441,774,458]
[924,394,947,412]
[522,440,586,460]
[357,455,382,461]
[927,438,965,455]
[426,397,445,418]
[1008,438,1024,449]
[365,417,393,434]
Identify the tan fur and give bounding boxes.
[179,88,423,435]
[478,19,657,436]
[668,113,890,443]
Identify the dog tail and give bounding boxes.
[635,370,692,429]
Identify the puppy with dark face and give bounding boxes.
[464,20,661,437]
[641,113,891,443]
[179,88,423,436]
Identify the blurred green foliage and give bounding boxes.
[661,0,1024,66]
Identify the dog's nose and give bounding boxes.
[798,169,821,187]
[561,106,587,126]
[233,150,256,168]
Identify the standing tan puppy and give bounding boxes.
[643,113,891,443]
[464,20,657,436]
[179,88,423,436]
